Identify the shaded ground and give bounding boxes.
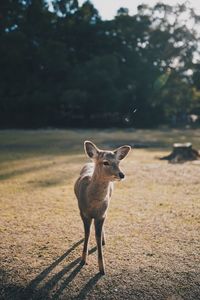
[0,129,200,300]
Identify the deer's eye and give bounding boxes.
[103,161,109,166]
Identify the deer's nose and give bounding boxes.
[118,172,125,179]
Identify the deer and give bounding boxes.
[74,141,131,275]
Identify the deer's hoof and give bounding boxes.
[80,259,86,266]
[99,269,105,276]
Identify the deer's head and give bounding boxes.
[84,141,131,181]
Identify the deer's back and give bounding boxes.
[74,162,94,203]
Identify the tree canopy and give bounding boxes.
[0,0,200,128]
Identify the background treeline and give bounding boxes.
[1,0,200,128]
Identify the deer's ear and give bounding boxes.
[114,145,131,160]
[84,141,99,159]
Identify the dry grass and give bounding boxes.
[0,128,200,300]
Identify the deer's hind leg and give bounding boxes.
[81,214,92,265]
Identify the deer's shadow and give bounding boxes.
[21,239,101,300]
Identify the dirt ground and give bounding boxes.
[0,129,200,300]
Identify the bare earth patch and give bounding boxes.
[0,129,200,300]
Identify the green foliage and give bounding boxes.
[0,0,200,128]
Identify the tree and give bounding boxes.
[0,1,200,128]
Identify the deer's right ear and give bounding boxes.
[84,141,99,159]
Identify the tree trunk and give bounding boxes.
[160,143,200,163]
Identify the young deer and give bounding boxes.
[74,141,131,275]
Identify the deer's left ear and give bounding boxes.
[114,145,131,160]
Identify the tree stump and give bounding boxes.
[160,143,200,163]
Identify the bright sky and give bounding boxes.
[79,0,200,20]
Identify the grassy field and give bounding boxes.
[0,128,200,300]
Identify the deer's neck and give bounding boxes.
[88,171,112,201]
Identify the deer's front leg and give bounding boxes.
[102,229,106,246]
[94,218,105,275]
[81,214,92,265]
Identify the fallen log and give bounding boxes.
[160,142,200,163]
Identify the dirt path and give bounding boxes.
[0,130,200,299]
